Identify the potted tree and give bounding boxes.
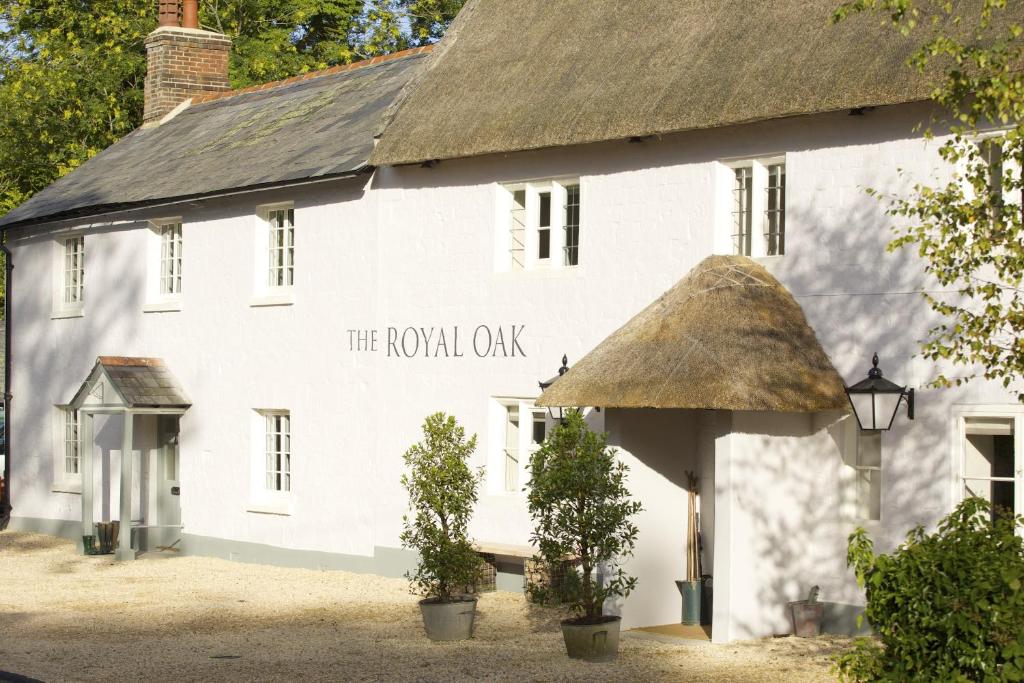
[400,412,483,641]
[526,410,643,662]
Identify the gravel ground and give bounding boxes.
[0,532,847,682]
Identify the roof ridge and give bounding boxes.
[191,45,434,106]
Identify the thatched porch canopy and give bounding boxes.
[537,256,848,412]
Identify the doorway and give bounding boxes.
[147,415,181,551]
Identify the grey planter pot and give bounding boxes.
[419,597,477,641]
[789,600,824,638]
[561,616,621,662]
[675,579,701,625]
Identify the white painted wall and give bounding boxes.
[8,100,1024,640]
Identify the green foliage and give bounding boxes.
[835,497,1024,682]
[359,0,465,55]
[399,412,481,603]
[832,0,1024,400]
[0,0,465,230]
[526,410,642,622]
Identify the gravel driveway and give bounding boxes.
[0,532,846,682]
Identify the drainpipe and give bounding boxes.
[1,230,11,529]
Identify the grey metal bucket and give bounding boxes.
[675,580,701,625]
[561,616,621,662]
[419,597,477,641]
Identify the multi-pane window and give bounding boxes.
[502,181,580,271]
[159,223,183,295]
[765,163,786,256]
[265,412,291,492]
[732,168,753,256]
[501,403,547,493]
[504,405,520,492]
[563,184,580,266]
[267,208,294,288]
[963,417,1016,523]
[537,192,552,260]
[64,408,81,476]
[63,236,84,305]
[854,430,881,521]
[510,190,526,270]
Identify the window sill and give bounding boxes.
[52,482,82,494]
[246,503,291,516]
[51,308,84,320]
[142,300,182,313]
[249,292,294,308]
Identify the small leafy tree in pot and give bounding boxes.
[401,413,482,640]
[836,497,1024,681]
[526,409,642,659]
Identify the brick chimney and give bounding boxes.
[144,0,231,124]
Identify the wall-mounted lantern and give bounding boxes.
[845,352,915,431]
[539,354,570,421]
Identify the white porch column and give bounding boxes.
[115,412,135,561]
[711,411,734,644]
[80,412,95,538]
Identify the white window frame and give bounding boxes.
[52,405,82,493]
[716,156,786,258]
[251,203,295,307]
[248,408,292,515]
[490,398,551,495]
[143,218,184,313]
[953,405,1024,521]
[52,232,85,318]
[496,179,581,273]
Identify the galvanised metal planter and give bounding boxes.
[789,600,824,637]
[676,579,701,625]
[561,616,621,662]
[419,597,477,641]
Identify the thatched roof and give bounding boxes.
[537,255,848,412]
[371,0,977,166]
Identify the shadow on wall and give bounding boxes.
[12,219,147,519]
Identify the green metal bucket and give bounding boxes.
[676,580,702,625]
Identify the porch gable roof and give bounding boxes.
[69,357,190,411]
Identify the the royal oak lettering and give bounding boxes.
[346,325,526,358]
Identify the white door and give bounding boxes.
[154,416,181,549]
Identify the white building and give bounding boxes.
[1,0,1022,643]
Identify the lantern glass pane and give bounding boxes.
[873,392,901,430]
[849,393,876,429]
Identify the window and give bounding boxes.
[495,399,548,493]
[564,184,580,266]
[159,223,182,295]
[720,158,786,257]
[63,408,81,476]
[853,430,881,521]
[267,208,294,288]
[962,416,1018,523]
[732,167,753,256]
[510,190,526,270]
[765,164,786,256]
[264,412,291,493]
[63,236,84,306]
[501,180,580,271]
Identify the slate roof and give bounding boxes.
[0,48,431,229]
[371,0,1011,165]
[97,357,190,409]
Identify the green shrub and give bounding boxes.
[526,409,642,622]
[836,497,1024,682]
[400,412,482,603]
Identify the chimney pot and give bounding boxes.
[158,0,179,27]
[182,0,199,29]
